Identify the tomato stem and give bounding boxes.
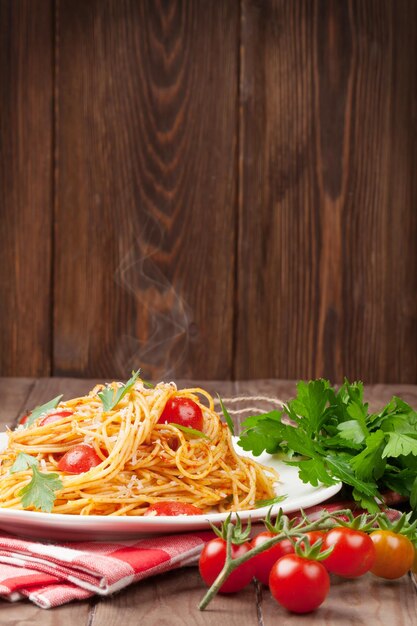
[198,522,234,610]
[198,509,352,610]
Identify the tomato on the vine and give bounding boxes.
[322,527,376,578]
[300,530,326,549]
[158,397,203,431]
[269,554,330,614]
[57,444,102,474]
[370,530,415,579]
[38,410,74,426]
[250,531,294,585]
[144,501,203,516]
[199,538,253,593]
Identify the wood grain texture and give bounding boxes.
[0,0,53,376]
[91,568,258,626]
[0,596,91,626]
[54,0,238,380]
[236,0,417,384]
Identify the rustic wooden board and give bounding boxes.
[54,0,238,381]
[236,0,417,384]
[0,0,53,377]
[91,568,258,626]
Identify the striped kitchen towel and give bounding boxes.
[0,530,213,609]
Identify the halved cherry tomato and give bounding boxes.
[370,530,415,579]
[57,444,102,474]
[269,554,330,614]
[144,501,203,516]
[250,531,294,585]
[38,410,73,427]
[158,397,203,431]
[199,537,253,593]
[322,527,376,578]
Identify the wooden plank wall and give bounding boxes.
[0,0,416,383]
[0,0,53,376]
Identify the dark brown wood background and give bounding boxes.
[0,0,416,383]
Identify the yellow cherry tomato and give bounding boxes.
[370,530,415,579]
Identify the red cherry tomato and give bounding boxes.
[269,554,330,614]
[18,414,28,426]
[300,530,326,550]
[57,444,102,474]
[322,527,376,578]
[250,531,294,585]
[199,538,253,593]
[370,530,415,579]
[158,397,203,431]
[304,530,326,545]
[144,501,203,516]
[38,410,74,426]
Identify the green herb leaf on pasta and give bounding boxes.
[170,423,210,440]
[217,395,235,436]
[99,370,141,412]
[24,395,63,429]
[19,467,63,513]
[10,452,38,474]
[254,494,287,508]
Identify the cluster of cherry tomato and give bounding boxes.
[199,519,416,614]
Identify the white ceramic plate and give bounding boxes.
[0,434,341,540]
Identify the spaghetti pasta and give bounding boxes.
[0,380,279,516]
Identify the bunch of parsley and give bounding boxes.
[238,379,417,513]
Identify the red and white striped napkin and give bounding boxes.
[0,530,213,609]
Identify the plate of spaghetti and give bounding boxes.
[0,377,341,539]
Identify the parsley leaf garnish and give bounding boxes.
[98,370,141,412]
[254,494,287,508]
[170,423,210,440]
[238,378,417,512]
[19,466,63,513]
[10,454,63,512]
[10,452,38,473]
[24,395,63,429]
[382,432,417,458]
[217,395,235,436]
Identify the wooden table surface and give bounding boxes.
[0,377,417,625]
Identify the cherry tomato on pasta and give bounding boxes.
[269,554,330,613]
[57,444,102,474]
[250,531,294,585]
[158,397,203,431]
[144,501,203,516]
[199,537,253,593]
[369,530,415,579]
[38,410,74,426]
[322,527,375,578]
